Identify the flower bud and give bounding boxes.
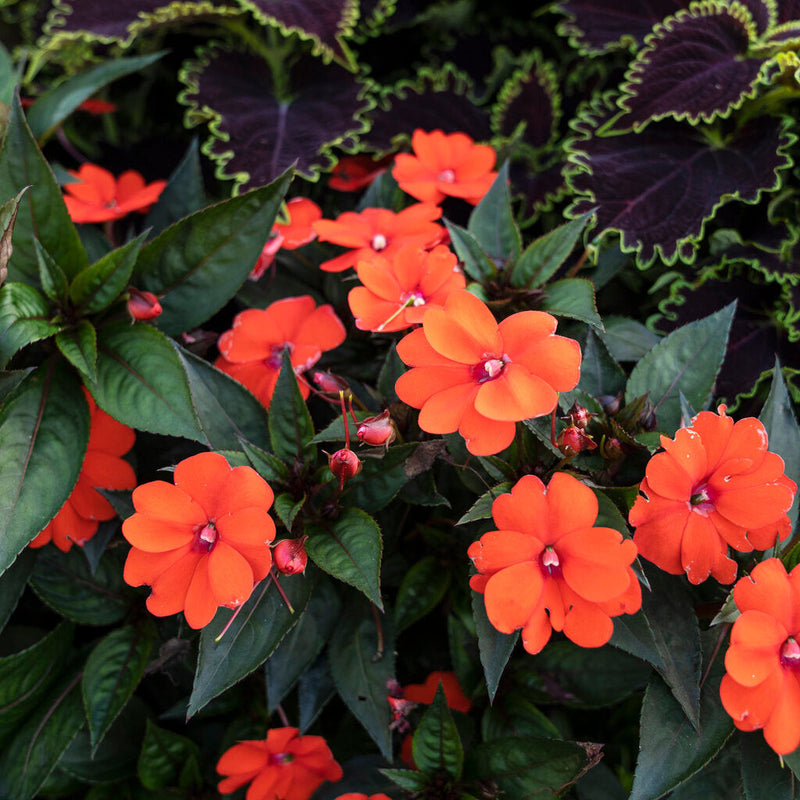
[601,436,626,462]
[557,424,597,457]
[127,287,162,321]
[564,401,592,430]
[598,393,622,416]
[273,536,308,575]
[329,448,362,489]
[249,232,284,281]
[313,370,349,395]
[356,410,396,448]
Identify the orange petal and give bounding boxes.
[491,475,548,538]
[713,416,768,474]
[207,541,255,608]
[214,359,280,409]
[396,328,461,368]
[689,409,734,470]
[87,410,136,455]
[356,256,404,299]
[474,364,557,422]
[659,426,708,486]
[559,528,637,602]
[122,514,196,552]
[418,382,477,434]
[644,449,694,501]
[720,669,782,731]
[562,590,615,648]
[395,365,471,409]
[458,404,516,456]
[219,468,274,514]
[763,672,800,754]
[81,451,136,492]
[468,529,544,575]
[545,473,599,539]
[632,503,690,576]
[423,291,502,363]
[725,610,785,686]
[132,480,207,524]
[145,549,202,617]
[734,558,794,628]
[294,305,346,352]
[349,289,410,333]
[714,481,796,530]
[219,309,282,361]
[123,543,193,587]
[173,452,232,518]
[183,557,219,628]
[217,740,269,776]
[483,561,544,633]
[520,606,553,655]
[681,511,728,584]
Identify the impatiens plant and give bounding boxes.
[1,3,800,800]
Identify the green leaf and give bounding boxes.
[89,319,203,441]
[328,597,396,760]
[343,443,419,513]
[741,733,794,800]
[297,653,336,734]
[241,440,290,484]
[137,719,201,791]
[305,507,383,609]
[144,137,206,237]
[629,632,734,800]
[575,326,626,399]
[0,282,64,368]
[56,320,97,382]
[760,359,800,535]
[380,768,429,792]
[510,211,592,288]
[135,169,292,336]
[0,548,35,633]
[0,187,28,284]
[468,162,521,265]
[29,547,131,625]
[412,683,464,780]
[377,342,405,402]
[444,220,497,282]
[273,493,306,532]
[465,737,598,797]
[0,622,73,748]
[394,555,451,633]
[0,667,85,800]
[172,341,272,452]
[269,350,316,463]
[188,573,313,717]
[472,591,518,702]
[539,277,603,330]
[600,315,660,362]
[25,51,166,141]
[34,237,68,302]
[82,624,154,752]
[68,232,147,314]
[0,359,89,576]
[0,367,33,402]
[625,302,736,434]
[265,578,341,712]
[0,95,88,284]
[0,42,18,105]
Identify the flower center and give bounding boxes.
[192,521,218,553]
[689,484,715,516]
[438,169,456,183]
[470,355,507,383]
[268,752,295,766]
[265,342,293,370]
[371,233,388,251]
[540,546,561,577]
[781,637,800,669]
[400,290,426,307]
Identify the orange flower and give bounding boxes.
[403,670,472,713]
[629,405,796,585]
[395,289,581,456]
[312,204,445,273]
[392,129,498,205]
[217,727,343,800]
[62,163,166,223]
[329,154,393,192]
[214,295,346,410]
[721,558,800,754]
[122,451,276,629]
[348,244,466,332]
[468,473,642,655]
[250,197,323,280]
[31,392,136,552]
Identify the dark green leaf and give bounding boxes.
[468,162,521,265]
[600,315,660,362]
[0,42,17,105]
[358,168,403,211]
[135,169,292,336]
[55,320,97,382]
[273,493,306,533]
[0,360,89,576]
[82,624,154,752]
[741,732,794,800]
[377,342,405,402]
[241,440,290,484]
[444,220,497,282]
[305,508,383,609]
[29,547,131,625]
[510,211,592,288]
[472,591,518,702]
[380,768,429,792]
[394,555,451,633]
[34,238,68,301]
[266,579,341,712]
[0,282,64,368]
[0,367,33,402]
[0,548,35,633]
[576,326,626,399]
[89,319,203,441]
[629,632,734,800]
[173,341,272,452]
[0,95,88,284]
[539,277,603,330]
[137,719,202,791]
[343,443,419,513]
[610,610,666,673]
[328,597,396,760]
[465,736,599,797]
[189,573,313,717]
[412,684,464,780]
[0,189,26,287]
[297,653,336,734]
[26,52,166,141]
[269,350,316,463]
[456,483,512,525]
[68,232,146,314]
[625,301,736,434]
[481,690,561,741]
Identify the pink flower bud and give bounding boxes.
[557,424,597,457]
[249,232,284,281]
[313,370,349,394]
[329,448,362,489]
[273,536,308,575]
[127,287,162,321]
[356,410,396,447]
[564,401,592,430]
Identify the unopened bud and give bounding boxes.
[598,393,622,416]
[564,401,592,430]
[273,535,308,575]
[601,436,626,462]
[557,424,598,457]
[639,403,658,431]
[249,232,284,281]
[313,370,349,395]
[356,409,396,447]
[127,287,162,321]
[329,448,362,489]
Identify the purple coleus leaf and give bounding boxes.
[363,66,491,153]
[778,0,800,23]
[555,0,689,53]
[565,96,794,266]
[512,161,567,216]
[181,47,371,192]
[238,0,358,66]
[612,3,766,132]
[493,51,561,153]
